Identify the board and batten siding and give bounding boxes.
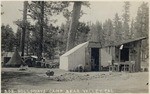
[100,47,113,67]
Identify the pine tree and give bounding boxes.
[27,1,69,58]
[21,1,28,57]
[1,25,15,52]
[66,1,82,51]
[75,22,90,45]
[135,2,149,38]
[135,2,149,59]
[103,19,113,46]
[122,1,130,40]
[129,19,135,39]
[90,22,101,43]
[113,13,123,43]
[15,27,22,50]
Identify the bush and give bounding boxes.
[46,70,54,77]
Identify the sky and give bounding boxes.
[1,1,143,33]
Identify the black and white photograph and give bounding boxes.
[1,0,149,93]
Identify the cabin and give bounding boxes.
[59,37,147,72]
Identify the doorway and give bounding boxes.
[91,48,99,71]
[120,48,129,62]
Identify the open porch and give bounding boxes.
[109,37,146,72]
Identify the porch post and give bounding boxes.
[119,49,120,62]
[135,41,142,72]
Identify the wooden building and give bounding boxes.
[60,37,147,72]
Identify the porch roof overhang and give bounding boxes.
[115,37,147,46]
[87,37,147,48]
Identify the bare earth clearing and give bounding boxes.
[1,68,148,93]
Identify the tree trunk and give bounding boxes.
[37,1,44,61]
[66,2,82,51]
[21,1,28,57]
[26,29,29,56]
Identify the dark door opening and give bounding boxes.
[120,48,129,62]
[91,48,99,71]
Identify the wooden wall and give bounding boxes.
[115,41,142,72]
[84,47,91,71]
[84,41,142,72]
[134,41,142,72]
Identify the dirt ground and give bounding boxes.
[1,68,149,93]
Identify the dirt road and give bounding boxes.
[1,68,149,93]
